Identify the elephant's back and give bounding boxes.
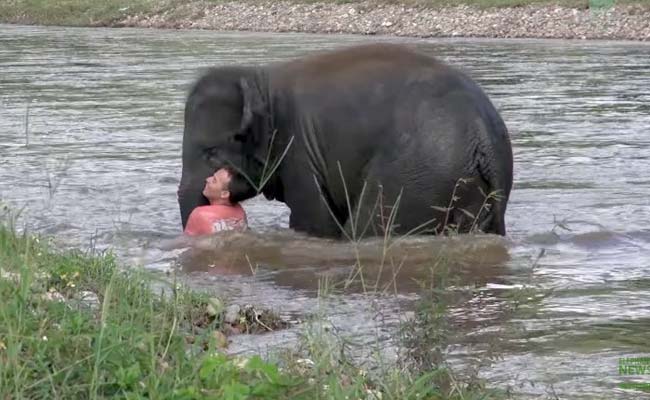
[268,43,452,92]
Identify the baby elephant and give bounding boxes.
[178,43,513,238]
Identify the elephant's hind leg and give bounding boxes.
[342,162,442,239]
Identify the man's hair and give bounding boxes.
[220,165,238,181]
[221,165,256,204]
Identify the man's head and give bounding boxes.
[203,167,234,205]
[203,166,257,205]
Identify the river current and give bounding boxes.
[1,25,649,398]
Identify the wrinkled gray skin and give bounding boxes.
[178,44,513,238]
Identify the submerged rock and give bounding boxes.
[189,299,290,338]
[223,304,290,334]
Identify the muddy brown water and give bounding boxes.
[1,25,650,398]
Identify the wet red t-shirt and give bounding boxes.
[184,204,247,236]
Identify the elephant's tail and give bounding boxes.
[474,110,513,236]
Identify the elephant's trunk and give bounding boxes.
[178,175,209,229]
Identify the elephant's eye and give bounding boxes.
[233,133,247,143]
[203,147,219,161]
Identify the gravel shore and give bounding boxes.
[118,2,650,41]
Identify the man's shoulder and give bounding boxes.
[185,204,247,236]
[230,203,246,215]
[187,206,210,220]
[192,205,215,213]
[196,204,245,218]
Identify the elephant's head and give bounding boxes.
[178,66,276,229]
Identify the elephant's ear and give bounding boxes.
[238,77,272,164]
[239,77,265,135]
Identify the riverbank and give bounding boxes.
[1,0,650,41]
[0,208,503,399]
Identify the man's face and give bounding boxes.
[202,168,232,202]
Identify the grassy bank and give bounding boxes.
[0,208,504,399]
[0,0,647,27]
[0,220,299,398]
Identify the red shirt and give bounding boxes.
[184,204,247,236]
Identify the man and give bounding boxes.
[183,167,248,236]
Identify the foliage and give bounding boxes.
[0,222,303,399]
[0,219,506,399]
[0,0,166,26]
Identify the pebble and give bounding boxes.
[224,304,241,324]
[74,290,100,310]
[119,2,650,41]
[206,297,224,317]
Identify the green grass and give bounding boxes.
[0,0,647,26]
[0,204,505,400]
[0,221,304,398]
[0,0,167,26]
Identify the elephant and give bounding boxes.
[178,43,513,239]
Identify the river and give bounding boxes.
[1,24,649,398]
